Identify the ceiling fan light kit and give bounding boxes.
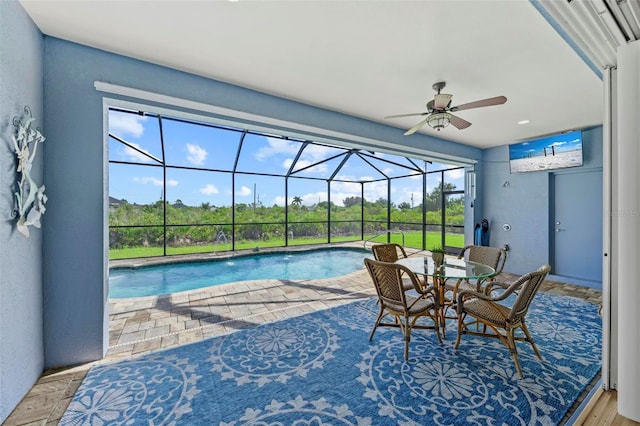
[384,81,507,136]
[427,112,451,131]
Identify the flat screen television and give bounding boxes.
[509,130,583,173]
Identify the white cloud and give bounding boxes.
[254,137,300,161]
[272,195,286,206]
[133,177,178,187]
[272,191,328,207]
[122,143,155,163]
[331,179,361,193]
[397,187,424,206]
[273,176,439,208]
[363,180,389,202]
[447,169,465,180]
[236,186,252,197]
[287,145,346,175]
[333,174,406,205]
[287,159,328,174]
[302,144,339,161]
[200,184,219,195]
[282,158,294,169]
[302,192,327,205]
[186,143,207,165]
[109,112,147,138]
[266,144,347,175]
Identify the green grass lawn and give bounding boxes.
[109,231,466,260]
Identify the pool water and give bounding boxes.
[109,248,368,298]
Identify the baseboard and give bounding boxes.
[566,379,603,425]
[547,274,602,290]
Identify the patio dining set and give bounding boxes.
[365,243,551,378]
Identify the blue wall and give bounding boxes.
[42,37,482,368]
[0,2,44,422]
[480,126,603,282]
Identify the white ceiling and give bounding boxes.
[20,0,604,149]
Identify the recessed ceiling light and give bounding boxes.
[517,120,530,125]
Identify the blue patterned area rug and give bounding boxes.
[60,292,601,425]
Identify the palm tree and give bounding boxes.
[291,196,303,208]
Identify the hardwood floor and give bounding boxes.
[576,389,640,425]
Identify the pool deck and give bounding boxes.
[3,244,603,425]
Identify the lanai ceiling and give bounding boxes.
[19,0,603,149]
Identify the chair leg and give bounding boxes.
[369,307,385,341]
[412,312,442,345]
[403,314,410,360]
[521,322,543,360]
[506,329,523,379]
[404,334,410,360]
[454,314,466,349]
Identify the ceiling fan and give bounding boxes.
[384,82,507,135]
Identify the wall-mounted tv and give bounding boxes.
[509,130,583,173]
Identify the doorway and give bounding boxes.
[551,170,603,286]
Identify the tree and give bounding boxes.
[374,197,388,207]
[397,202,411,210]
[291,196,303,208]
[426,182,457,210]
[317,201,336,210]
[343,196,362,208]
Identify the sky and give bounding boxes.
[108,110,465,207]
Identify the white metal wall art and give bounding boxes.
[11,106,47,238]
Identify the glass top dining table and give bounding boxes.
[395,255,495,337]
[395,256,495,281]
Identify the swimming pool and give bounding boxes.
[109,247,368,298]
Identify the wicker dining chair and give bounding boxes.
[445,245,507,299]
[454,264,551,378]
[371,243,414,291]
[364,258,442,361]
[371,243,408,262]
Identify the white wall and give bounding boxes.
[615,40,640,423]
[0,1,45,422]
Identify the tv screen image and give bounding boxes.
[509,130,583,173]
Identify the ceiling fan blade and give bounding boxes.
[404,117,429,135]
[449,114,472,130]
[434,93,453,109]
[384,112,427,119]
[450,95,507,112]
